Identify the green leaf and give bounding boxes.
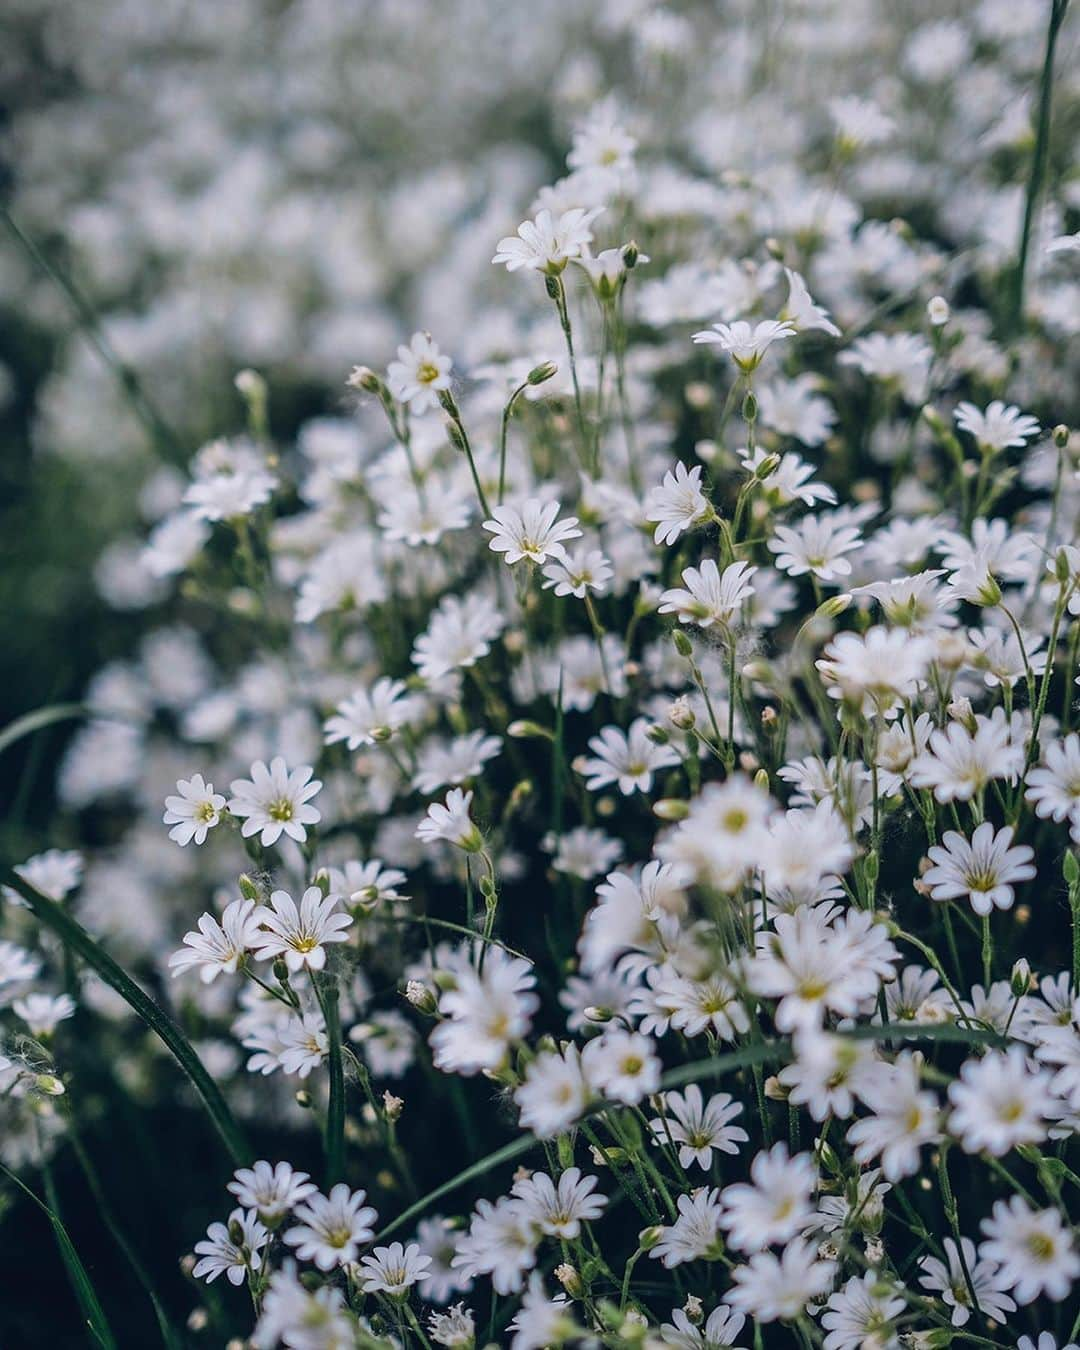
[1,1161,118,1350]
[0,703,89,758]
[1,868,247,1165]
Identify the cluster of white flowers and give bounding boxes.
[5,0,1080,1345]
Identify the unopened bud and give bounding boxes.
[741,390,758,423]
[764,1074,788,1101]
[646,724,670,745]
[753,768,770,793]
[238,873,260,900]
[544,274,561,300]
[672,630,694,658]
[1063,850,1079,887]
[507,720,553,740]
[668,696,696,730]
[817,593,852,619]
[404,979,438,1014]
[228,1218,245,1245]
[638,1225,665,1251]
[1053,424,1070,449]
[272,958,290,985]
[682,1295,704,1324]
[186,1308,209,1331]
[947,696,976,731]
[621,241,641,270]
[584,1005,614,1023]
[313,867,331,897]
[927,296,950,326]
[346,364,382,393]
[527,360,558,386]
[554,1263,584,1298]
[383,1091,404,1123]
[1055,549,1072,584]
[754,452,780,479]
[654,798,690,821]
[446,419,466,451]
[295,1089,313,1109]
[1010,958,1033,996]
[35,1074,65,1097]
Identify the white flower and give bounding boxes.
[413,731,502,795]
[846,1055,941,1180]
[947,1047,1052,1155]
[169,898,263,983]
[284,1184,378,1271]
[492,207,604,274]
[979,1196,1079,1304]
[5,849,83,906]
[483,498,582,565]
[428,1303,476,1348]
[839,332,932,402]
[780,267,841,337]
[227,757,322,847]
[357,1241,432,1295]
[515,1046,591,1137]
[431,947,539,1076]
[923,822,1035,915]
[323,678,417,749]
[253,1266,352,1349]
[658,559,756,628]
[719,1143,817,1252]
[650,1187,725,1267]
[416,788,484,851]
[577,717,680,795]
[511,1168,607,1239]
[828,94,895,147]
[387,332,453,414]
[0,941,41,1000]
[955,400,1040,452]
[645,462,712,545]
[193,1208,268,1286]
[659,1305,747,1349]
[582,1028,661,1104]
[13,992,76,1037]
[918,1236,1017,1327]
[162,773,226,846]
[228,1161,317,1224]
[817,626,931,716]
[143,510,209,577]
[909,711,1024,802]
[821,1272,905,1350]
[252,887,353,973]
[737,445,836,508]
[183,466,276,522]
[413,594,505,683]
[452,1196,538,1295]
[540,546,612,597]
[1026,734,1080,822]
[691,319,795,372]
[725,1239,834,1322]
[768,512,862,582]
[648,1086,748,1170]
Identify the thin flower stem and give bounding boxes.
[315,973,346,1187]
[550,273,590,461]
[498,380,529,504]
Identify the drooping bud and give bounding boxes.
[527,360,558,386]
[346,364,382,394]
[404,979,438,1015]
[927,295,950,326]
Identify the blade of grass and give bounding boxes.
[0,869,247,1165]
[0,702,89,757]
[1,1159,118,1350]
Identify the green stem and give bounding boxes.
[2,869,246,1164]
[315,973,346,1186]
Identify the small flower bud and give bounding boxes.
[313,867,331,897]
[672,630,694,658]
[228,1217,245,1245]
[446,419,466,451]
[554,1263,584,1298]
[507,720,553,740]
[238,873,260,900]
[383,1091,404,1123]
[584,1005,614,1023]
[927,295,950,326]
[544,274,562,300]
[295,1089,313,1109]
[682,1295,704,1324]
[346,364,382,393]
[646,723,670,745]
[1010,958,1033,996]
[432,968,459,992]
[1055,549,1072,584]
[404,979,438,1014]
[753,452,780,479]
[234,368,267,399]
[764,1074,788,1101]
[753,768,770,794]
[947,696,976,731]
[817,593,852,619]
[638,1225,665,1251]
[186,1308,208,1331]
[621,241,641,269]
[741,390,758,423]
[1053,424,1070,449]
[272,958,291,984]
[653,798,690,821]
[527,360,558,386]
[668,697,696,730]
[35,1073,65,1097]
[1063,850,1079,887]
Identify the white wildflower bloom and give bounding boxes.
[817,626,932,716]
[452,1195,538,1295]
[820,1271,905,1350]
[779,267,841,336]
[979,1197,1080,1304]
[725,1239,834,1322]
[540,545,612,597]
[947,1047,1053,1155]
[846,1055,941,1180]
[510,1168,607,1238]
[658,559,756,629]
[1026,734,1080,822]
[416,788,484,851]
[162,773,227,846]
[737,446,836,508]
[910,711,1024,802]
[193,1208,268,1286]
[253,1265,353,1349]
[828,94,895,147]
[492,207,604,274]
[428,1303,476,1348]
[515,1045,591,1138]
[954,400,1040,452]
[413,594,505,682]
[227,757,322,847]
[228,1161,317,1225]
[143,510,210,577]
[577,717,680,795]
[413,731,501,794]
[386,332,453,414]
[650,1186,725,1267]
[323,678,418,749]
[757,374,837,446]
[646,462,712,545]
[583,1028,660,1104]
[169,898,263,983]
[13,992,76,1037]
[507,1272,580,1349]
[918,1235,1017,1328]
[659,1305,747,1349]
[691,319,795,373]
[284,1184,378,1271]
[719,1143,817,1252]
[183,466,276,522]
[431,947,538,1076]
[251,887,353,973]
[5,849,83,906]
[648,1086,748,1170]
[357,1241,432,1295]
[839,332,932,402]
[483,498,582,565]
[768,512,862,582]
[923,822,1035,915]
